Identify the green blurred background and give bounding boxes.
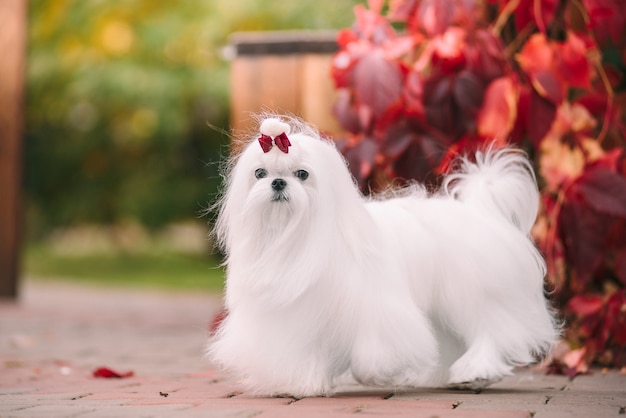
[24,0,359,291]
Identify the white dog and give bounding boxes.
[208,116,559,397]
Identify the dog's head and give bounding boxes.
[215,117,364,254]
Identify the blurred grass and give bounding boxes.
[23,245,225,293]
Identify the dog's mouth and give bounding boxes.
[271,192,289,202]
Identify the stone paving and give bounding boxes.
[1,279,625,417]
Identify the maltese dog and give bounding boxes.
[208,116,559,397]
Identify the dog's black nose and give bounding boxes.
[271,178,287,191]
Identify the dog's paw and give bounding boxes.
[446,377,501,393]
[267,383,335,399]
[448,345,512,386]
[273,393,304,401]
[354,367,431,388]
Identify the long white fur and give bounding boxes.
[208,116,559,397]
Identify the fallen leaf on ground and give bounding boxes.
[92,367,134,378]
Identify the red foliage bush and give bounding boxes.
[330,0,626,373]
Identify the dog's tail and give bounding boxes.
[443,146,539,235]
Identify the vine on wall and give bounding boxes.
[330,0,626,375]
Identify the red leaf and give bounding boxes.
[402,70,425,118]
[562,348,590,377]
[392,133,445,183]
[333,90,362,134]
[587,148,624,173]
[555,32,593,90]
[384,34,423,60]
[466,29,507,82]
[93,367,134,379]
[477,76,518,141]
[532,70,564,104]
[353,4,395,45]
[383,129,414,160]
[423,73,454,135]
[368,0,385,14]
[209,308,228,335]
[607,291,626,345]
[341,136,378,189]
[421,69,485,140]
[545,344,591,377]
[331,50,355,89]
[568,294,604,317]
[416,0,458,36]
[516,33,565,104]
[582,0,626,47]
[353,50,405,119]
[558,161,626,285]
[576,93,609,120]
[509,85,530,143]
[431,26,468,74]
[576,166,626,218]
[513,0,559,34]
[388,0,419,23]
[516,33,553,76]
[559,188,608,285]
[453,69,484,125]
[435,135,489,174]
[336,28,359,48]
[614,248,626,287]
[526,88,557,145]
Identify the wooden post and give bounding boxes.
[228,31,342,141]
[0,0,26,299]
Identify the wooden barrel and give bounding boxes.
[228,30,342,139]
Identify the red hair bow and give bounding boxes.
[258,132,291,154]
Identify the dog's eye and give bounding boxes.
[255,168,268,179]
[294,170,309,181]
